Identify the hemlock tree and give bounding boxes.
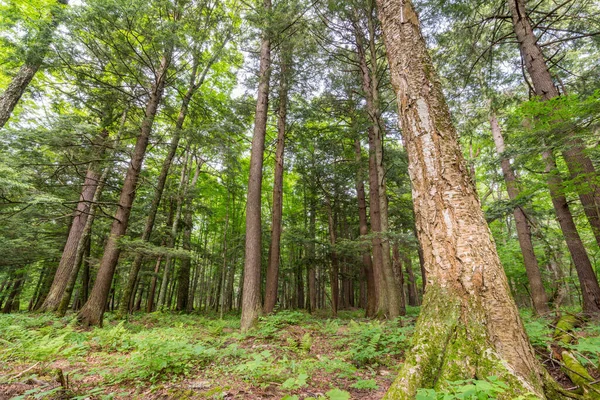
[0,0,68,128]
[240,0,272,332]
[375,0,563,397]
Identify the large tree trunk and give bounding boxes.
[354,138,377,317]
[40,130,108,312]
[264,55,288,314]
[375,0,560,397]
[240,0,272,332]
[508,0,600,247]
[542,149,600,315]
[490,114,549,314]
[77,53,171,327]
[0,0,68,128]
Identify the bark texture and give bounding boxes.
[240,0,271,332]
[490,114,549,314]
[77,53,171,327]
[375,0,557,397]
[508,0,600,247]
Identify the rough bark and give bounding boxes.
[240,0,271,332]
[375,0,559,397]
[354,139,377,317]
[490,114,549,314]
[264,55,288,314]
[77,53,171,327]
[0,0,68,128]
[542,149,600,315]
[508,0,600,247]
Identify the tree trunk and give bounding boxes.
[403,252,418,306]
[307,196,317,312]
[376,0,560,397]
[490,114,549,314]
[117,53,211,316]
[354,138,377,317]
[508,0,600,247]
[240,0,271,332]
[41,129,108,312]
[542,149,600,315]
[264,55,288,314]
[158,154,190,310]
[0,0,68,128]
[325,199,339,317]
[77,53,171,327]
[176,158,202,312]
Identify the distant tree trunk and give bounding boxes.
[146,256,163,313]
[240,0,271,332]
[403,253,418,306]
[0,0,68,128]
[325,199,339,316]
[2,274,24,313]
[542,149,600,315]
[77,52,171,327]
[264,57,288,314]
[490,114,549,314]
[392,243,405,306]
[376,0,560,397]
[176,158,202,312]
[508,0,600,247]
[354,139,377,317]
[307,196,317,312]
[41,130,109,313]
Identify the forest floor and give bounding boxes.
[0,308,598,400]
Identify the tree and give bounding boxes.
[0,0,67,128]
[240,0,272,332]
[375,0,561,397]
[489,112,549,314]
[507,0,600,248]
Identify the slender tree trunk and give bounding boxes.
[77,52,171,327]
[219,202,230,318]
[41,130,108,312]
[240,0,272,332]
[2,274,24,313]
[118,56,207,316]
[0,0,68,128]
[376,0,560,397]
[176,158,202,311]
[490,114,549,314]
[354,139,377,317]
[403,252,418,306]
[307,197,317,312]
[508,0,600,247]
[542,149,600,314]
[147,256,163,313]
[325,199,339,316]
[264,56,288,314]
